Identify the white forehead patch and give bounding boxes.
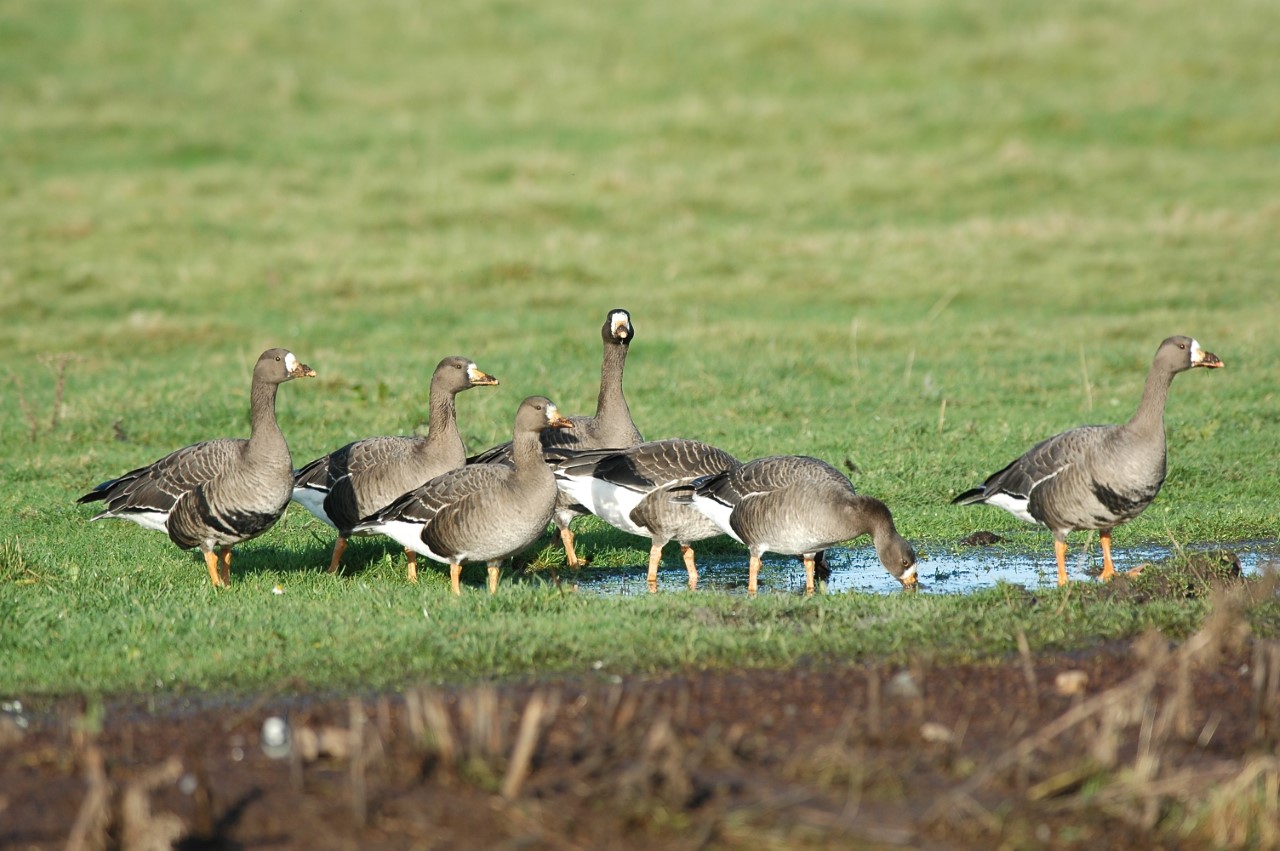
[284,352,299,373]
[546,403,560,418]
[1189,339,1203,362]
[466,363,481,379]
[610,311,631,333]
[901,564,917,582]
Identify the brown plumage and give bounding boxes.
[953,335,1224,585]
[291,355,498,580]
[469,308,643,568]
[355,396,574,594]
[683,455,917,595]
[552,438,740,591]
[77,348,316,587]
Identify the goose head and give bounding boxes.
[878,533,918,588]
[434,355,499,393]
[603,308,634,347]
[1158,336,1223,373]
[258,348,316,383]
[517,396,575,434]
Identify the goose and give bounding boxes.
[77,348,317,587]
[291,356,498,580]
[680,455,917,595]
[354,396,573,594]
[469,308,643,568]
[551,438,740,591]
[952,335,1224,586]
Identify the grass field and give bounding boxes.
[2,0,1278,695]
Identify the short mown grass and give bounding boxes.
[2,0,1278,695]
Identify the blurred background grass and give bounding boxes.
[3,0,1278,556]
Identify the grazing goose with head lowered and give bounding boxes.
[355,396,573,594]
[552,438,740,591]
[680,455,917,596]
[291,355,498,580]
[77,348,317,587]
[952,335,1224,586]
[469,308,643,569]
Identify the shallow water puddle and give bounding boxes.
[570,539,1280,596]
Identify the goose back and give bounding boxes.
[554,438,738,544]
[689,455,917,585]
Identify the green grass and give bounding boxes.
[3,548,1272,694]
[2,0,1278,694]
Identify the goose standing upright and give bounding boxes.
[952,335,1224,586]
[355,396,573,594]
[469,308,643,568]
[682,455,917,595]
[552,438,739,591]
[291,355,498,580]
[77,348,317,587]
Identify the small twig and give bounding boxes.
[849,318,860,375]
[1078,344,1093,412]
[11,375,39,442]
[349,699,367,826]
[502,691,551,800]
[922,289,959,326]
[1016,629,1039,707]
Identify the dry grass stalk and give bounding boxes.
[348,699,367,827]
[65,743,188,851]
[1016,629,1039,707]
[929,581,1257,832]
[501,690,556,800]
[1251,640,1280,743]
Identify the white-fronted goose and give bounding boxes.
[469,308,643,568]
[952,335,1224,586]
[354,396,573,594]
[291,356,498,580]
[77,348,317,587]
[552,438,740,591]
[682,455,917,595]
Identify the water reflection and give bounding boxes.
[569,540,1280,596]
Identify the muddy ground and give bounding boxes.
[4,585,1278,850]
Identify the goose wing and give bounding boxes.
[79,438,245,517]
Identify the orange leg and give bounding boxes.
[1098,531,1116,581]
[748,554,762,597]
[487,561,501,594]
[681,545,698,592]
[327,537,348,574]
[405,548,418,583]
[218,548,232,586]
[1098,531,1144,581]
[203,550,222,587]
[647,544,662,592]
[1054,538,1069,587]
[560,526,581,569]
[803,555,816,596]
[450,563,462,596]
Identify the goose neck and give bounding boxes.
[247,378,286,457]
[595,342,631,421]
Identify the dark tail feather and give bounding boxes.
[951,487,987,506]
[76,482,114,504]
